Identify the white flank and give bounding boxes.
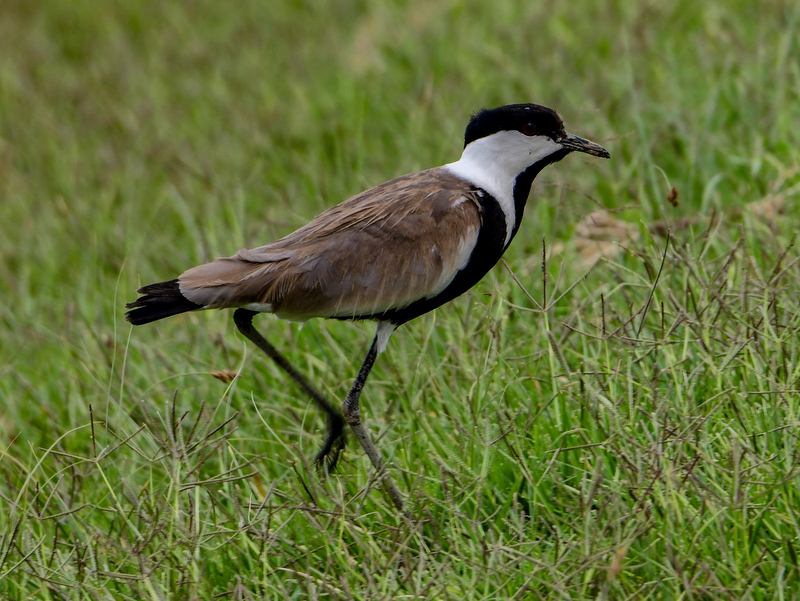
[444,131,562,245]
[428,226,479,298]
[243,302,273,313]
[375,321,397,355]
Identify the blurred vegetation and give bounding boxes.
[1,0,799,598]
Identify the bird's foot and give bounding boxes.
[314,412,346,474]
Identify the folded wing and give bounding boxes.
[179,168,483,321]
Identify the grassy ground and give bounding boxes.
[1,0,800,598]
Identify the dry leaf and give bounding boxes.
[553,210,639,269]
[744,194,784,228]
[210,369,238,383]
[666,185,679,207]
[607,545,629,581]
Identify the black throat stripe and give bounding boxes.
[508,148,571,243]
[352,151,572,327]
[366,187,508,326]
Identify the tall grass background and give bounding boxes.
[1,0,799,598]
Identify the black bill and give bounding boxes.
[559,134,611,159]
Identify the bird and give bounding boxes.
[126,103,610,510]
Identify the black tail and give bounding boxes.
[126,279,202,325]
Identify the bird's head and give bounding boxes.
[446,103,610,245]
[463,103,610,171]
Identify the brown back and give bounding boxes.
[179,168,483,320]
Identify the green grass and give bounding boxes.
[2,0,800,598]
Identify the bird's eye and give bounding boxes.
[521,123,537,136]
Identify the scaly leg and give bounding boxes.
[342,334,404,511]
[233,309,345,471]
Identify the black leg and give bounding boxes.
[342,336,404,511]
[233,309,345,472]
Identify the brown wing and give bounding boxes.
[179,168,483,320]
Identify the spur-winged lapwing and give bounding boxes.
[127,103,610,510]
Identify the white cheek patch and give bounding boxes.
[444,131,561,244]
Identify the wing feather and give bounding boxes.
[179,168,483,320]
